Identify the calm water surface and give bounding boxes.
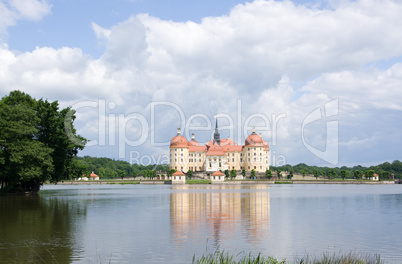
[1,184,402,263]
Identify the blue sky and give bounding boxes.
[1,0,402,167]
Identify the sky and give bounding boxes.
[1,0,402,167]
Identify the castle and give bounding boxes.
[169,120,270,173]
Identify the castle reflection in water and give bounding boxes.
[170,185,270,247]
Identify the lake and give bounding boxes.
[1,184,401,263]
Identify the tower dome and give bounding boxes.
[188,133,200,146]
[245,127,263,146]
[170,128,188,148]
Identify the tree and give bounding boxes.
[241,169,246,178]
[149,170,156,179]
[188,169,193,179]
[0,91,86,193]
[302,170,306,179]
[68,159,88,180]
[341,170,347,180]
[118,169,126,180]
[288,169,293,179]
[354,170,362,180]
[167,169,176,178]
[230,169,237,180]
[133,171,137,179]
[0,92,53,192]
[379,171,390,180]
[251,169,256,179]
[327,169,336,179]
[276,170,282,179]
[314,170,319,180]
[142,170,149,179]
[266,169,272,179]
[364,170,375,180]
[224,169,229,179]
[36,99,86,183]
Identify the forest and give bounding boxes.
[74,156,170,179]
[271,160,402,180]
[75,155,402,180]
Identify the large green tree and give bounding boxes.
[0,91,85,193]
[35,99,86,182]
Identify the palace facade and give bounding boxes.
[169,121,270,173]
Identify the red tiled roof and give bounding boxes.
[172,171,185,176]
[189,146,207,152]
[223,145,243,152]
[206,144,225,156]
[170,131,269,152]
[170,135,188,148]
[90,172,99,177]
[212,171,225,176]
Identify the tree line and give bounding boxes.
[74,156,170,179]
[271,160,402,180]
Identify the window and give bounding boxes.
[248,166,250,169]
[232,158,234,162]
[240,158,243,162]
[254,152,256,156]
[199,159,201,162]
[254,166,256,169]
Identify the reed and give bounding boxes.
[192,250,383,264]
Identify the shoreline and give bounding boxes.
[52,179,398,185]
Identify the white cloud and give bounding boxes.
[0,0,51,39]
[1,0,402,166]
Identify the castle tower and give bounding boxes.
[169,128,189,172]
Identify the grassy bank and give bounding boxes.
[192,250,383,264]
[186,179,212,184]
[106,182,140,185]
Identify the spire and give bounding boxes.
[177,128,181,135]
[191,133,195,140]
[213,117,220,145]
